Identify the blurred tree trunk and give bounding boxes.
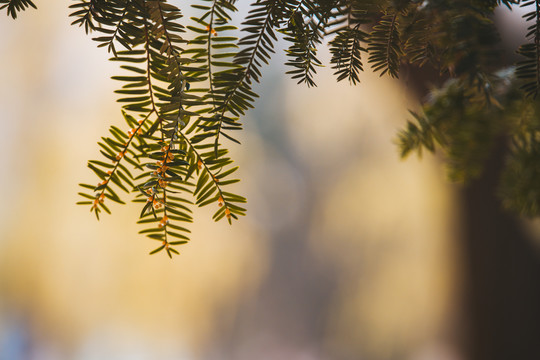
[459,137,540,360]
[405,51,540,357]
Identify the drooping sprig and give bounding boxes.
[72,0,245,257]
[367,10,401,78]
[516,0,540,98]
[0,0,36,19]
[282,0,330,86]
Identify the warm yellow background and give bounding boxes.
[0,2,460,359]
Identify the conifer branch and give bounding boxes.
[0,0,36,19]
[191,0,285,155]
[178,130,245,224]
[368,11,401,77]
[516,0,540,97]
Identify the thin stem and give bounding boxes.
[93,110,153,209]
[177,130,232,222]
[213,2,277,152]
[143,0,169,245]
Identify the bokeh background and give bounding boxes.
[0,2,535,360]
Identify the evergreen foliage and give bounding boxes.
[0,0,35,19]
[7,0,540,256]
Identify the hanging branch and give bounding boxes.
[517,0,540,98]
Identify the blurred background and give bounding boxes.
[1,2,539,360]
